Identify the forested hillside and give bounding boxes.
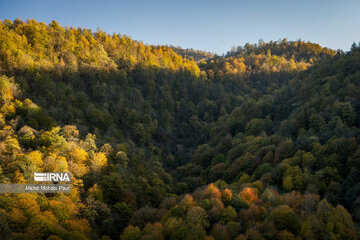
[0,18,359,240]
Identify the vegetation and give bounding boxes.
[0,18,359,240]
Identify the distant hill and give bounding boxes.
[227,38,337,61]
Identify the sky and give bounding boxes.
[0,0,359,54]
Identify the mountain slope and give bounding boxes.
[0,18,359,240]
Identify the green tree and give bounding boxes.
[120,225,141,240]
[269,205,300,235]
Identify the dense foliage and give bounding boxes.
[170,47,214,62]
[0,18,359,240]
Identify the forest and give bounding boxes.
[0,18,359,240]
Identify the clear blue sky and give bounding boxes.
[1,0,359,54]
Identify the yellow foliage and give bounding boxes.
[239,187,258,206]
[42,211,58,223]
[2,125,14,135]
[63,218,90,233]
[54,156,69,172]
[68,161,87,178]
[0,113,4,127]
[204,183,221,199]
[3,135,21,154]
[68,146,88,164]
[221,188,233,203]
[66,145,89,177]
[13,171,26,183]
[48,197,79,221]
[27,150,43,168]
[7,207,27,226]
[16,198,41,218]
[1,103,16,116]
[43,153,69,172]
[180,194,195,209]
[91,152,108,171]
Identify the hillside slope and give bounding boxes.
[0,18,359,240]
